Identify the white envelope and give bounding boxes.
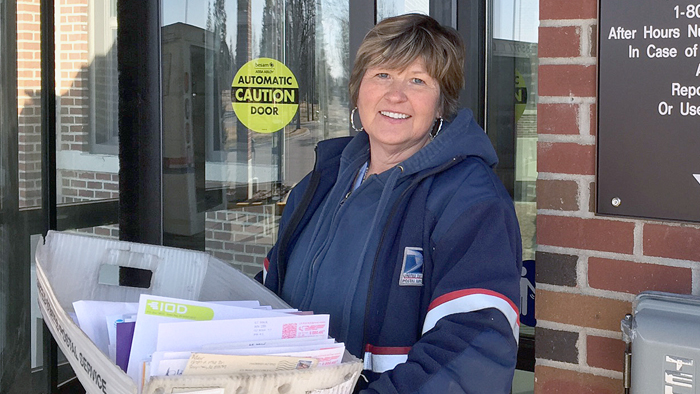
[150,351,192,377]
[126,294,289,387]
[212,300,261,308]
[72,299,260,363]
[270,345,346,367]
[200,336,335,351]
[73,300,138,357]
[155,314,331,353]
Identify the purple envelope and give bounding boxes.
[115,321,136,372]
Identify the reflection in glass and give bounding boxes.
[489,2,539,391]
[492,0,539,42]
[3,0,33,390]
[18,0,121,209]
[377,0,429,21]
[512,370,535,394]
[56,0,120,205]
[92,0,119,150]
[488,0,538,263]
[161,0,351,275]
[17,0,124,208]
[17,0,43,209]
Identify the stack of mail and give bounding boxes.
[73,294,345,391]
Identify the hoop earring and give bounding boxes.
[430,117,444,140]
[350,107,364,132]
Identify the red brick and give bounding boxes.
[587,336,625,372]
[538,215,634,254]
[78,189,94,198]
[213,231,232,242]
[539,26,580,58]
[234,233,255,242]
[588,258,692,295]
[538,142,595,175]
[17,2,40,13]
[644,224,700,262]
[18,42,40,52]
[213,251,234,261]
[536,290,631,331]
[536,328,579,363]
[94,227,111,236]
[536,251,578,287]
[16,12,36,23]
[540,0,597,20]
[538,103,579,135]
[539,65,597,97]
[537,179,579,211]
[589,104,597,136]
[535,366,622,394]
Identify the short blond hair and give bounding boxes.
[349,13,465,119]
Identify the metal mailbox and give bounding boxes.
[622,291,700,393]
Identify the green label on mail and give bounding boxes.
[144,300,214,320]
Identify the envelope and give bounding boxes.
[200,336,335,351]
[150,340,343,377]
[73,300,138,356]
[154,314,331,354]
[183,353,319,375]
[126,294,289,387]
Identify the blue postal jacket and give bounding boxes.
[263,108,522,394]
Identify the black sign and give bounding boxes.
[598,0,700,222]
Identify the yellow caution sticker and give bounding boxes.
[231,58,299,133]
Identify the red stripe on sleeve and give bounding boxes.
[428,288,519,316]
[364,344,411,355]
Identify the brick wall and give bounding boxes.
[205,204,279,277]
[57,0,89,154]
[535,1,700,393]
[60,170,119,201]
[17,0,42,208]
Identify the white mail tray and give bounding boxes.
[36,230,362,394]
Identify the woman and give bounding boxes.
[263,13,522,393]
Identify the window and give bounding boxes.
[488,1,539,392]
[160,0,352,270]
[377,0,429,21]
[89,0,119,153]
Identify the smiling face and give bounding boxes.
[356,57,441,158]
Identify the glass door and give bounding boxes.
[160,0,352,275]
[487,0,539,393]
[3,0,122,391]
[1,1,30,391]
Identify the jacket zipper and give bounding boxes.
[360,156,465,361]
[302,167,365,307]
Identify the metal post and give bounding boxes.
[117,0,163,244]
[40,0,58,391]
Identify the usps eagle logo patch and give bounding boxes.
[399,247,424,286]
